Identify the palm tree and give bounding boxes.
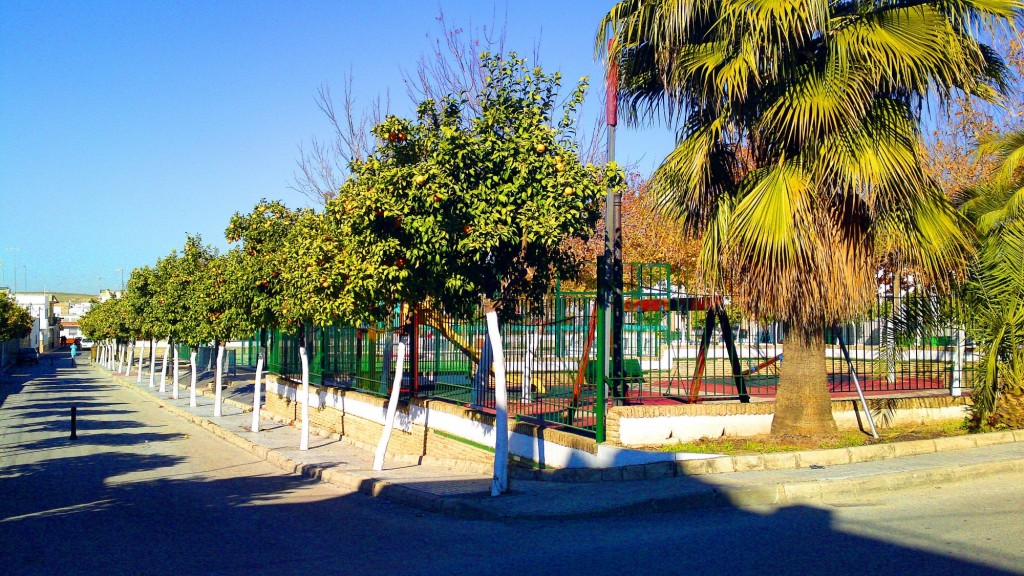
[955,130,1024,429]
[958,131,1024,231]
[598,0,1020,436]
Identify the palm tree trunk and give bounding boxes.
[771,327,837,437]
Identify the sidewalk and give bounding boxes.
[88,356,1024,520]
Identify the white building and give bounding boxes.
[13,293,59,351]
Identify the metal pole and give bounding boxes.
[836,331,879,439]
[951,328,965,397]
[604,35,624,405]
[70,403,78,440]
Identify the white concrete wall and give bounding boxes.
[617,403,971,447]
[267,378,718,469]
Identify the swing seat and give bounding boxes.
[584,359,645,388]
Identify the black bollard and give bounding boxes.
[70,404,78,441]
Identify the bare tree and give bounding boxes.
[294,9,613,205]
[292,74,390,204]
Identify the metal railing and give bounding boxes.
[257,280,973,439]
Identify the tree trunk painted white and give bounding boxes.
[136,342,144,383]
[373,342,406,471]
[125,343,134,377]
[213,344,225,417]
[117,343,124,373]
[189,351,198,407]
[251,346,266,433]
[299,345,311,451]
[172,346,180,400]
[148,339,156,387]
[486,311,509,496]
[159,341,169,393]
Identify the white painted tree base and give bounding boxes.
[487,311,509,496]
[373,342,406,471]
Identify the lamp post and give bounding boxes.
[116,268,124,291]
[603,35,624,409]
[5,247,19,294]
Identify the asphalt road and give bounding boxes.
[2,351,1022,576]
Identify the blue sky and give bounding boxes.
[0,0,677,295]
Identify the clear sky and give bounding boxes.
[0,0,676,295]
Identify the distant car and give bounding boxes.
[79,338,94,349]
[16,348,40,365]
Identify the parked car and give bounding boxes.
[79,338,94,349]
[16,348,40,365]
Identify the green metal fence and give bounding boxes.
[250,262,974,441]
[259,295,605,436]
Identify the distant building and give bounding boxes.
[98,289,122,302]
[13,293,59,351]
[57,300,94,343]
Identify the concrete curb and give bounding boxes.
[441,456,1024,520]
[511,430,1024,483]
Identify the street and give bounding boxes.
[2,351,1022,576]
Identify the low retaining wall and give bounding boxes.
[263,375,610,470]
[609,396,972,447]
[263,375,973,469]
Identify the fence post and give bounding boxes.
[596,303,607,443]
[951,328,966,397]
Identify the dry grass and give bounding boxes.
[657,420,969,454]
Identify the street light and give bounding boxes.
[116,268,124,291]
[5,247,19,294]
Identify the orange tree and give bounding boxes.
[225,200,312,340]
[226,200,317,430]
[170,236,219,404]
[0,292,33,351]
[82,295,132,366]
[320,52,622,324]
[122,266,162,375]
